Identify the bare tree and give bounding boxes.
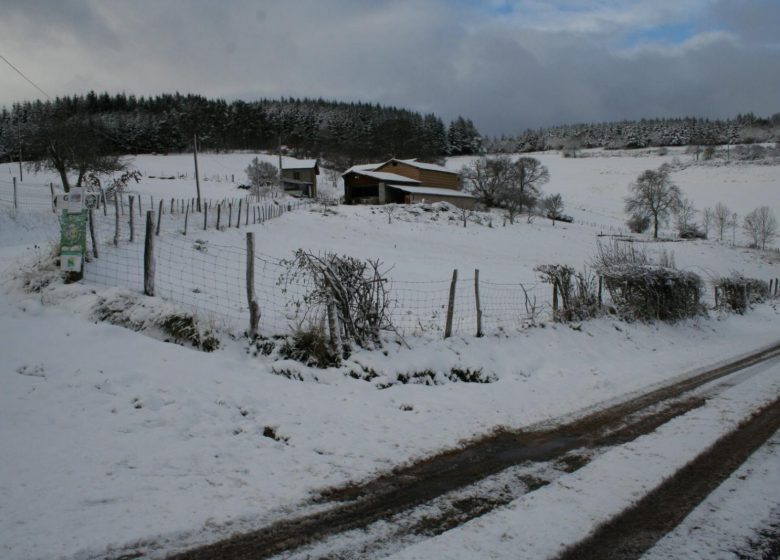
[675,197,700,237]
[540,193,564,224]
[713,202,731,241]
[245,158,279,196]
[702,207,713,239]
[382,204,398,224]
[513,156,550,197]
[460,156,515,207]
[322,167,341,197]
[498,185,537,224]
[496,156,549,224]
[28,116,126,192]
[743,206,778,250]
[459,206,471,228]
[624,166,682,239]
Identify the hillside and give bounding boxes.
[0,148,779,559]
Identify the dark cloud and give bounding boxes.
[706,0,780,45]
[0,0,777,135]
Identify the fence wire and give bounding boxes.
[10,188,773,340]
[76,194,555,337]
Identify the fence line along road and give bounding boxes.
[5,191,777,340]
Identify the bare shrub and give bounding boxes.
[626,213,651,233]
[279,322,340,368]
[742,206,778,250]
[714,275,769,314]
[279,250,396,354]
[535,264,599,321]
[592,240,702,322]
[592,239,649,270]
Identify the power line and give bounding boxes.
[0,53,52,100]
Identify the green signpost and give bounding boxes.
[59,187,87,280]
[60,209,86,275]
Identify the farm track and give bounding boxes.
[166,341,780,560]
[557,395,780,560]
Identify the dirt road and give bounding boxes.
[166,342,780,560]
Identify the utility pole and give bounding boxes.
[278,132,283,189]
[193,134,202,212]
[17,117,23,182]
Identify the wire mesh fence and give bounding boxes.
[6,188,777,340]
[71,192,558,338]
[0,178,56,210]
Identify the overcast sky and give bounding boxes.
[1,0,779,135]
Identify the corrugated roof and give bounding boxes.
[342,162,382,176]
[393,159,458,174]
[281,158,318,170]
[351,170,421,183]
[387,185,473,198]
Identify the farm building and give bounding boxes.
[342,159,474,209]
[281,158,319,198]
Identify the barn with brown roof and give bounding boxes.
[342,159,475,209]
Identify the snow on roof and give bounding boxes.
[387,185,474,198]
[281,158,318,170]
[342,162,382,175]
[351,170,421,183]
[394,159,458,174]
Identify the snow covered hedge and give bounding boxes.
[599,265,704,322]
[713,275,769,314]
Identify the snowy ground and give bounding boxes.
[0,149,779,559]
[386,356,780,560]
[643,430,780,559]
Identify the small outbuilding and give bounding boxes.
[281,158,319,198]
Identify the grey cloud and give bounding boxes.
[706,0,780,45]
[0,0,777,136]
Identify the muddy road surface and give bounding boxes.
[166,342,780,560]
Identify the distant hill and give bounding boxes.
[2,91,777,166]
[0,92,481,166]
[484,113,780,154]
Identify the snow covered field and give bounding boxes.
[0,149,779,559]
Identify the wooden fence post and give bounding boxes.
[246,232,260,338]
[128,195,135,242]
[444,269,458,339]
[598,276,603,308]
[102,188,108,216]
[50,182,55,212]
[474,269,483,337]
[170,198,174,214]
[184,201,189,235]
[217,203,222,230]
[114,195,120,246]
[12,177,17,210]
[88,209,98,259]
[237,199,242,228]
[138,194,142,217]
[144,211,155,296]
[228,202,233,228]
[203,203,208,230]
[553,283,559,321]
[245,201,250,226]
[156,199,163,236]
